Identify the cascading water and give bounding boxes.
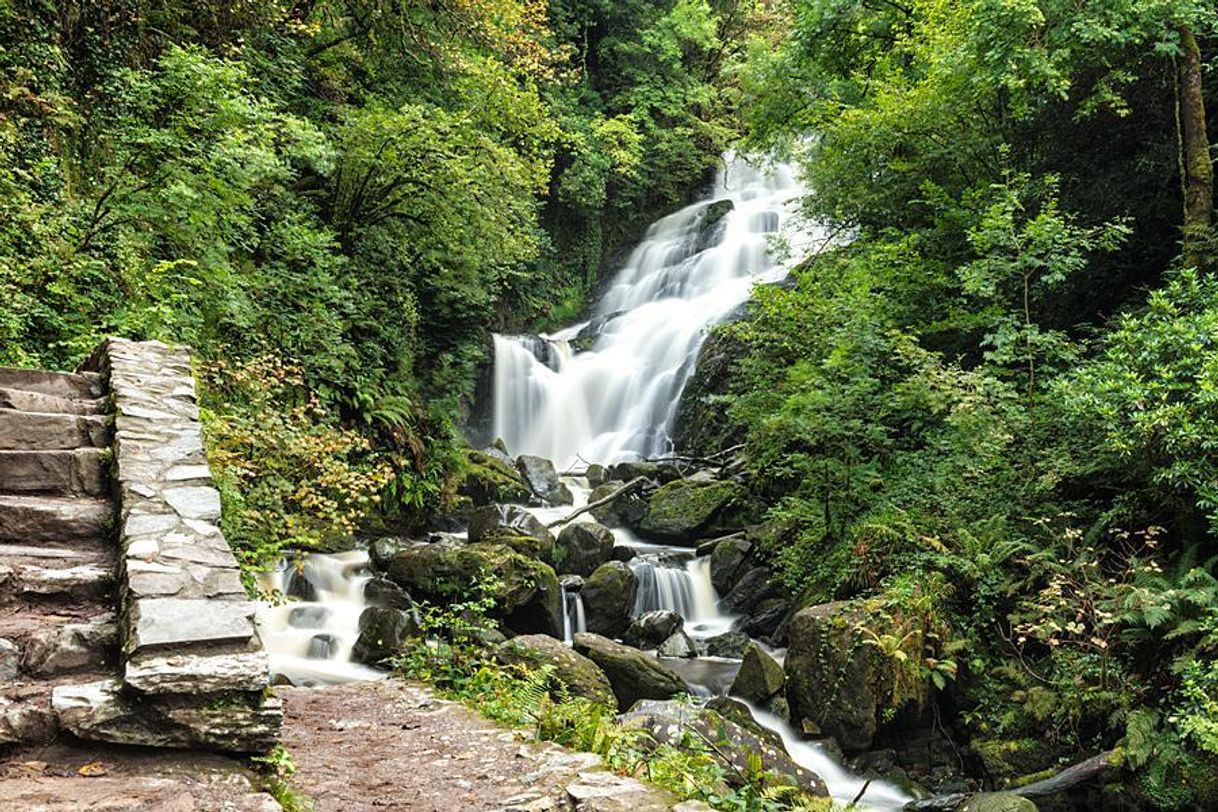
[561,582,587,644]
[490,155,816,468]
[629,547,735,639]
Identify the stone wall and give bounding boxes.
[51,339,280,752]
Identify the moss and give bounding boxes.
[456,449,531,506]
[638,479,751,541]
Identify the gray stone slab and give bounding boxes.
[0,367,103,399]
[162,486,221,521]
[0,448,106,496]
[0,494,113,543]
[0,387,105,415]
[125,651,270,694]
[0,410,111,451]
[22,613,119,676]
[127,598,256,652]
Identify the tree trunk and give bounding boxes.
[1178,25,1213,266]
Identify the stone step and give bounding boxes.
[0,495,113,544]
[0,449,107,497]
[0,409,111,451]
[0,562,114,603]
[13,613,120,678]
[0,386,106,415]
[0,367,104,400]
[0,687,58,745]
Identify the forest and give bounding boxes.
[0,0,1215,810]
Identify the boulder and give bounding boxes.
[589,480,648,528]
[623,610,684,649]
[607,461,682,484]
[468,504,556,562]
[0,638,19,680]
[351,607,420,665]
[387,541,562,637]
[958,793,1038,812]
[363,575,415,610]
[709,537,752,594]
[743,599,792,642]
[585,464,608,489]
[785,601,930,753]
[457,449,532,507]
[573,633,689,710]
[636,479,752,544]
[581,561,637,638]
[494,634,615,707]
[367,537,412,572]
[554,522,615,576]
[723,566,784,614]
[516,455,574,506]
[619,700,827,797]
[730,643,785,703]
[704,696,785,749]
[610,546,637,563]
[656,631,697,659]
[703,631,751,659]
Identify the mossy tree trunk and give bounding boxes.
[1178,25,1213,267]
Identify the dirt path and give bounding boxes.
[1,679,686,812]
[279,680,676,811]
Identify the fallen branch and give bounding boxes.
[545,476,649,529]
[1014,750,1120,798]
[645,443,745,466]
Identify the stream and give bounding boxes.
[255,155,910,810]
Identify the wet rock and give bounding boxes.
[705,696,785,749]
[709,537,752,594]
[637,479,752,544]
[619,699,827,797]
[0,637,18,680]
[581,561,637,638]
[494,634,615,707]
[352,607,420,665]
[722,566,783,614]
[516,455,573,506]
[585,464,608,489]
[610,546,637,563]
[656,631,697,659]
[363,575,415,610]
[367,537,411,572]
[572,633,689,710]
[958,793,1038,812]
[457,449,532,507]
[589,480,647,528]
[554,521,615,577]
[468,504,556,562]
[703,631,750,659]
[287,605,330,630]
[786,601,930,753]
[606,461,682,484]
[743,599,792,641]
[731,642,785,703]
[622,610,684,649]
[387,540,562,637]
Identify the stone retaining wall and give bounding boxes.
[51,339,280,752]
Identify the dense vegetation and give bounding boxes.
[672,1,1217,806]
[0,0,756,563]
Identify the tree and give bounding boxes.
[1178,25,1213,266]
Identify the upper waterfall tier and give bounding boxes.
[491,154,817,469]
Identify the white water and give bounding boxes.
[491,155,816,469]
[255,550,385,686]
[630,550,737,640]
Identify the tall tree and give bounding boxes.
[1178,25,1213,266]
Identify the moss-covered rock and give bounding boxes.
[351,606,419,665]
[516,454,573,505]
[623,610,684,649]
[456,449,532,507]
[731,642,785,703]
[572,633,689,710]
[588,480,648,528]
[553,521,615,576]
[386,540,562,637]
[581,560,637,638]
[637,479,754,544]
[958,793,1038,812]
[494,634,615,707]
[468,504,555,563]
[709,536,752,593]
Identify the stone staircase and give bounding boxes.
[0,341,280,752]
[0,367,120,745]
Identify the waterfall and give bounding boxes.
[255,550,384,686]
[490,155,815,468]
[629,551,736,640]
[561,584,587,644]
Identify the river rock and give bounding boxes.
[607,461,682,484]
[958,793,1038,812]
[368,537,412,572]
[588,480,647,528]
[656,630,697,659]
[704,696,785,749]
[743,599,792,641]
[709,537,752,593]
[364,575,415,610]
[619,699,827,798]
[581,561,637,638]
[785,601,930,753]
[494,634,615,707]
[468,504,556,562]
[730,642,785,703]
[722,566,783,614]
[585,464,608,488]
[516,455,573,506]
[386,540,562,637]
[458,449,532,507]
[703,631,750,659]
[554,522,615,576]
[636,479,752,544]
[572,633,689,710]
[622,610,684,649]
[352,606,420,665]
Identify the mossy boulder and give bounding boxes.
[554,521,615,576]
[703,631,751,659]
[581,561,638,638]
[656,630,697,658]
[494,634,615,707]
[516,454,573,505]
[623,610,684,649]
[731,642,785,704]
[573,633,689,710]
[468,504,555,563]
[588,480,648,528]
[785,601,930,753]
[457,449,532,507]
[351,606,419,665]
[637,479,754,544]
[958,793,1038,812]
[971,739,1063,788]
[709,537,752,594]
[386,540,562,637]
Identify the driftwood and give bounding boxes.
[545,476,649,529]
[644,443,746,467]
[903,749,1121,810]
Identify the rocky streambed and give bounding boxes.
[254,447,1064,812]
